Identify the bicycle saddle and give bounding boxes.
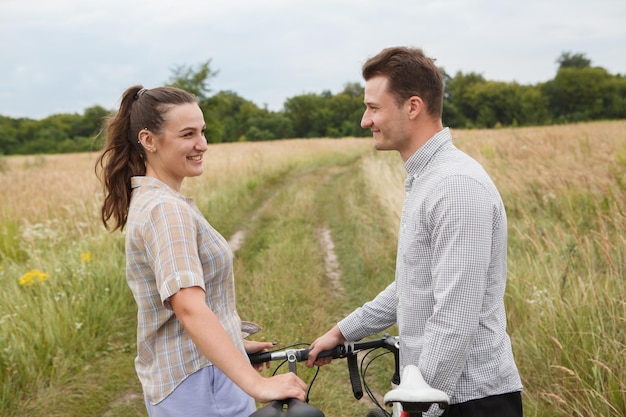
[249,398,324,417]
[383,365,449,412]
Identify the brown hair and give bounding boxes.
[362,47,444,118]
[95,85,197,231]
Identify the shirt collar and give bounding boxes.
[131,176,193,202]
[403,128,452,190]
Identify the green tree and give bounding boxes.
[328,83,367,137]
[543,66,613,121]
[442,68,465,128]
[557,51,592,69]
[0,116,19,155]
[167,60,218,101]
[244,112,294,141]
[284,93,327,138]
[445,71,487,128]
[603,75,626,119]
[3,52,624,155]
[205,91,257,142]
[283,83,367,138]
[72,106,109,138]
[516,85,551,126]
[165,60,225,141]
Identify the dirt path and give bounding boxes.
[228,191,279,253]
[226,185,384,411]
[315,225,345,296]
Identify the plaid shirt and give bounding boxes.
[125,176,245,404]
[339,128,522,414]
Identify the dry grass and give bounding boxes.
[1,122,624,416]
[364,121,626,228]
[0,139,371,227]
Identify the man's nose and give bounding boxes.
[361,112,372,128]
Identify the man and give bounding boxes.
[306,47,523,416]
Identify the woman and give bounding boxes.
[95,85,306,416]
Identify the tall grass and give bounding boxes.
[1,122,624,416]
[488,124,626,417]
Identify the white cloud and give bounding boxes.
[0,0,625,118]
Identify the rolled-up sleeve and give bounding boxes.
[142,200,206,309]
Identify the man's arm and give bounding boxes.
[419,175,496,393]
[307,280,398,366]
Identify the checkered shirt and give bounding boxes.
[125,176,245,404]
[338,128,523,415]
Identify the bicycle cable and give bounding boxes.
[360,348,393,417]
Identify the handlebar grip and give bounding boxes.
[248,351,273,365]
[347,353,363,400]
[316,345,345,360]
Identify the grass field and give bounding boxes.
[0,121,624,416]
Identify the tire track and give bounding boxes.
[315,225,345,296]
[228,191,279,253]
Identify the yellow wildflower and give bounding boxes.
[18,269,49,286]
[80,251,91,263]
[35,270,49,282]
[18,274,33,286]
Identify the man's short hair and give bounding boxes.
[362,47,444,118]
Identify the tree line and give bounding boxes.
[0,52,624,155]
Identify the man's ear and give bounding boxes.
[407,96,423,119]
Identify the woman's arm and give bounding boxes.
[170,286,307,402]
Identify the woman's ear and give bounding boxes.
[138,129,156,153]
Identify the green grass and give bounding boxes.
[0,232,137,416]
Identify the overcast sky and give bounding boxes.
[1,0,625,119]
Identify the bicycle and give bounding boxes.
[248,334,449,417]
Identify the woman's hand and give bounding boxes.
[243,339,308,402]
[243,339,276,371]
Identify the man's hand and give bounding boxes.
[305,325,346,367]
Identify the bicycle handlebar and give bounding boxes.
[248,335,447,417]
[249,334,399,407]
[248,345,340,365]
[248,334,399,365]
